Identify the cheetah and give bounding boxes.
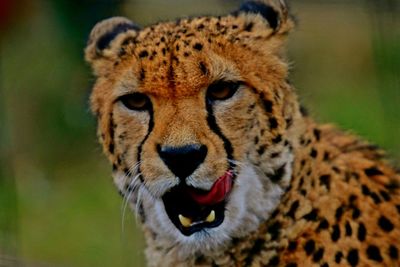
[85,0,400,266]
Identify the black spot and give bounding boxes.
[364,167,384,176]
[389,245,399,259]
[286,200,299,219]
[331,224,340,242]
[332,166,340,173]
[367,245,383,262]
[194,255,207,265]
[199,61,207,75]
[317,219,330,231]
[378,216,394,232]
[313,248,324,262]
[300,159,306,167]
[237,1,280,30]
[263,99,273,113]
[257,145,266,155]
[96,22,140,51]
[270,164,286,183]
[357,222,366,241]
[269,117,278,129]
[323,151,330,161]
[361,184,371,196]
[335,206,344,221]
[254,136,259,145]
[370,192,382,204]
[349,194,357,203]
[313,128,321,141]
[319,175,331,191]
[397,205,400,215]
[247,103,256,113]
[335,251,343,264]
[352,207,361,219]
[286,263,297,267]
[272,135,282,144]
[193,43,203,51]
[321,263,329,267]
[345,221,352,236]
[244,22,254,31]
[288,241,297,251]
[304,239,315,255]
[303,208,318,221]
[243,238,265,266]
[197,24,205,30]
[285,117,293,128]
[121,36,135,46]
[267,221,282,240]
[300,137,306,146]
[385,179,400,191]
[271,152,280,158]
[347,249,359,267]
[139,50,149,58]
[310,148,318,158]
[269,255,280,266]
[379,190,391,201]
[140,68,146,81]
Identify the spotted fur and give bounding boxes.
[85,1,400,266]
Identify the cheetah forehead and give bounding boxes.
[85,1,294,99]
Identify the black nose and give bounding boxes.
[158,144,207,179]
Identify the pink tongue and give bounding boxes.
[188,171,233,206]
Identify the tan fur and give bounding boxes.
[86,1,400,266]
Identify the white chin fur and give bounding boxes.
[140,163,286,260]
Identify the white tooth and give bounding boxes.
[178,215,192,228]
[205,210,215,223]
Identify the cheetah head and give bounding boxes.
[86,0,302,258]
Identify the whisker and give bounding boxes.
[121,164,142,233]
[135,185,144,222]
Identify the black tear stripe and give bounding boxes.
[205,100,235,170]
[137,106,155,182]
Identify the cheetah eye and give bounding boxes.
[207,81,241,101]
[118,93,151,111]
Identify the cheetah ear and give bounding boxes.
[85,17,141,75]
[235,0,293,34]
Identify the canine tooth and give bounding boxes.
[205,210,215,223]
[178,215,192,227]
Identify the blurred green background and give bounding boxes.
[0,0,399,266]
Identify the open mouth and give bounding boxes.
[162,171,234,236]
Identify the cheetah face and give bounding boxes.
[86,0,299,256]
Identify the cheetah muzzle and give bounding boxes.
[162,170,233,236]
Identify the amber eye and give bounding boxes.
[119,93,151,111]
[207,81,241,101]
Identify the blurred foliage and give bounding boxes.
[0,0,399,266]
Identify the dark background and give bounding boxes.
[0,0,399,266]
